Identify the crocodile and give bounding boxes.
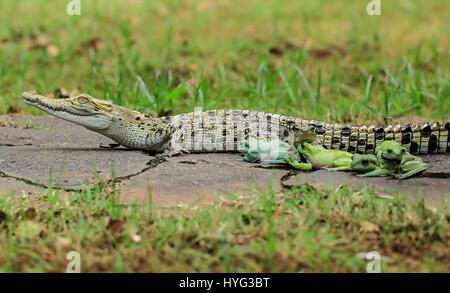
[22,91,450,156]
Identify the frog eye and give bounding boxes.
[387,148,393,154]
[77,96,89,104]
[362,158,369,166]
[402,148,406,153]
[300,143,305,149]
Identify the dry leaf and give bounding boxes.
[356,118,364,126]
[55,237,72,250]
[24,207,37,220]
[81,37,103,51]
[0,209,7,222]
[31,34,49,49]
[274,205,281,218]
[186,77,196,87]
[129,16,139,25]
[361,220,379,232]
[187,63,199,73]
[7,105,20,113]
[309,48,334,59]
[303,38,313,50]
[269,47,283,56]
[68,89,82,97]
[0,38,11,48]
[47,45,59,57]
[39,226,47,238]
[376,194,393,200]
[107,219,123,233]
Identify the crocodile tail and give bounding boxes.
[306,120,449,155]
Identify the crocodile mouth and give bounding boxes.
[24,98,88,117]
[23,92,91,117]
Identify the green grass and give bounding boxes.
[0,180,448,272]
[0,0,449,272]
[0,0,448,123]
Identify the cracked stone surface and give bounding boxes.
[283,170,450,203]
[119,153,285,205]
[419,155,450,178]
[0,116,285,204]
[1,115,449,205]
[0,116,151,188]
[0,177,43,195]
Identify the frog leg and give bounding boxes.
[239,153,260,162]
[285,152,312,170]
[260,159,287,164]
[324,157,352,171]
[288,161,313,170]
[395,161,428,179]
[357,167,390,177]
[326,166,352,171]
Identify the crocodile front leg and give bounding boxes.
[160,127,190,157]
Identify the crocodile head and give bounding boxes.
[23,91,117,130]
[23,91,170,151]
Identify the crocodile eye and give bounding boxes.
[362,158,369,166]
[77,96,89,104]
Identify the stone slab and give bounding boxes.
[0,116,152,188]
[283,170,450,203]
[1,116,449,205]
[119,153,286,205]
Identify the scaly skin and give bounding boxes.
[22,91,450,156]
